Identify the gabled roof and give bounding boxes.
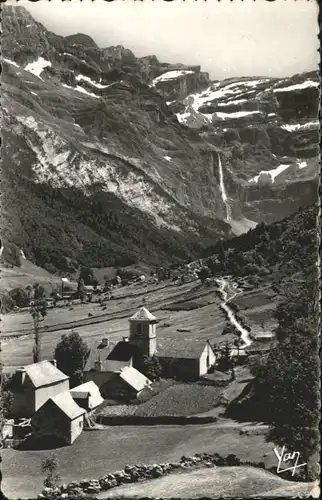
[70,381,104,408]
[129,307,157,322]
[156,339,210,359]
[23,360,69,388]
[69,380,101,398]
[84,344,114,372]
[84,340,136,373]
[119,366,152,393]
[49,392,86,420]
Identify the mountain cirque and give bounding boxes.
[1,5,319,273]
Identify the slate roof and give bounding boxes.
[70,381,104,408]
[107,341,139,362]
[84,340,136,373]
[129,307,157,322]
[119,366,152,393]
[84,344,114,372]
[23,360,69,388]
[49,392,86,420]
[156,339,209,359]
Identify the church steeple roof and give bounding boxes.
[129,307,157,322]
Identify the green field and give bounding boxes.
[1,277,276,370]
[2,421,277,499]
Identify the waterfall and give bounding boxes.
[217,153,232,222]
[216,278,252,348]
[20,249,26,259]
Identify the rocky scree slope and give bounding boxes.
[1,5,228,273]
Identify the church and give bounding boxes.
[84,306,216,389]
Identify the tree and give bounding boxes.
[77,277,86,303]
[79,266,94,286]
[54,331,89,387]
[42,453,60,489]
[8,287,29,308]
[30,299,47,363]
[197,266,210,283]
[135,355,162,381]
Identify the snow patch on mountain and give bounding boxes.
[280,121,319,132]
[273,80,319,93]
[25,57,52,80]
[62,83,99,99]
[215,110,262,120]
[217,99,248,107]
[248,164,291,184]
[75,74,111,89]
[152,70,194,86]
[164,156,172,162]
[3,58,20,68]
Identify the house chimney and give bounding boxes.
[94,360,103,371]
[16,368,26,385]
[100,337,109,348]
[123,336,129,342]
[50,359,57,368]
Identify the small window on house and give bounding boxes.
[79,421,82,428]
[137,324,142,335]
[206,355,210,368]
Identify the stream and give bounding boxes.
[215,278,252,348]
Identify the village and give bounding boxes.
[0,258,280,496]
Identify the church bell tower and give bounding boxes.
[128,307,157,357]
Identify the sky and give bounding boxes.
[20,0,319,80]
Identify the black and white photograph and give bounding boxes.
[0,0,320,498]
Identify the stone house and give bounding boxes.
[156,339,216,381]
[102,366,152,400]
[31,391,86,445]
[10,360,69,418]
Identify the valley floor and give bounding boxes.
[1,277,277,369]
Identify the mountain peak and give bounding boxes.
[65,33,98,49]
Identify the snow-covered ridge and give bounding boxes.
[281,120,319,132]
[25,57,52,80]
[273,80,319,93]
[152,70,194,86]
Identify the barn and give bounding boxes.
[156,339,216,381]
[102,366,152,400]
[31,391,86,446]
[69,381,104,412]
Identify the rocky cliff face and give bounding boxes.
[164,72,319,227]
[1,5,319,273]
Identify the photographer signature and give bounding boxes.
[273,445,307,476]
